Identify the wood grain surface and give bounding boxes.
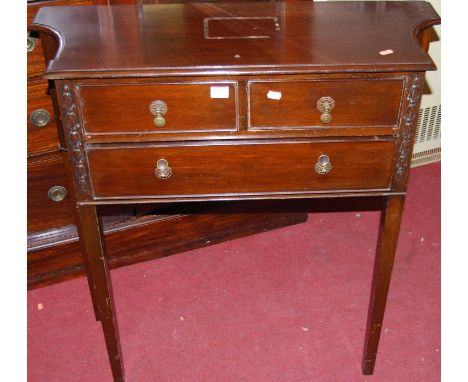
[78,81,238,134]
[31,1,440,79]
[75,73,416,143]
[27,0,93,79]
[87,140,396,199]
[249,78,403,128]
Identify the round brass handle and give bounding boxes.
[27,32,37,52]
[48,186,67,202]
[317,96,335,124]
[320,112,332,124]
[155,159,172,179]
[154,114,166,128]
[315,154,332,175]
[149,100,168,128]
[30,109,51,127]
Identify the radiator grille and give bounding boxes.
[415,105,441,144]
[411,105,441,167]
[411,147,441,168]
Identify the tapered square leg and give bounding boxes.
[59,149,102,322]
[77,205,125,382]
[362,195,405,375]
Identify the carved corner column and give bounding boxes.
[392,72,424,191]
[57,82,92,200]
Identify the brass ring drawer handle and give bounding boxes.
[317,96,335,124]
[155,159,172,179]
[149,100,168,128]
[315,154,332,175]
[30,109,51,127]
[48,185,67,202]
[27,32,37,52]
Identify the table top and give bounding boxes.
[32,1,440,79]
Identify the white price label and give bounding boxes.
[267,90,282,100]
[210,86,230,99]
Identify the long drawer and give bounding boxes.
[87,140,396,199]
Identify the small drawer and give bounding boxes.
[248,78,403,129]
[77,81,238,136]
[28,153,75,233]
[87,140,396,199]
[27,81,60,155]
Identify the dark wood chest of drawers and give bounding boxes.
[32,1,440,380]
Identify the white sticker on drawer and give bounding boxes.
[210,86,230,98]
[267,90,282,100]
[379,49,394,56]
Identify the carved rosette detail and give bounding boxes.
[394,73,423,185]
[62,84,90,196]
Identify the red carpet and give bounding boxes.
[27,162,440,382]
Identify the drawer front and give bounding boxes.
[28,153,75,233]
[28,81,60,155]
[78,82,238,135]
[249,78,403,129]
[88,141,396,199]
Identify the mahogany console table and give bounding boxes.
[32,2,440,380]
